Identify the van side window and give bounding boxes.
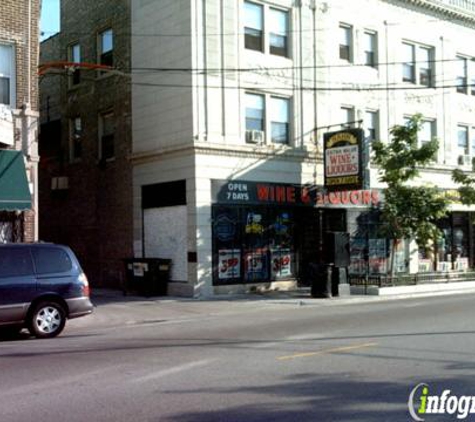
[32,248,73,274]
[0,248,34,277]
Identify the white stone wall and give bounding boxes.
[131,0,194,153]
[131,0,475,295]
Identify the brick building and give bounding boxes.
[40,0,475,296]
[0,0,40,243]
[39,0,133,287]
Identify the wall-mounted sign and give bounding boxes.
[324,128,364,192]
[212,180,381,208]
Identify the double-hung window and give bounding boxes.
[269,8,288,57]
[458,125,469,156]
[419,46,432,87]
[244,2,289,58]
[70,117,82,161]
[99,28,113,68]
[69,43,81,86]
[99,112,115,160]
[245,93,290,145]
[0,44,14,106]
[455,56,475,95]
[456,56,467,94]
[244,2,263,52]
[365,110,379,142]
[245,93,264,132]
[402,43,416,83]
[270,97,289,144]
[363,31,377,68]
[404,117,436,148]
[339,24,352,62]
[340,106,355,128]
[402,42,434,87]
[419,120,435,146]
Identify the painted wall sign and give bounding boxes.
[212,180,381,208]
[324,128,364,192]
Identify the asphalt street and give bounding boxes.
[1,290,475,422]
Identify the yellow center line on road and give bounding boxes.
[277,342,378,361]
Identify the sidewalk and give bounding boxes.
[80,281,475,330]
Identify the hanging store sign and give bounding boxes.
[324,128,364,192]
[212,180,381,208]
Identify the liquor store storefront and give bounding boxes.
[211,179,381,286]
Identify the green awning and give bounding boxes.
[0,150,31,211]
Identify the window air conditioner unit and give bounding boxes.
[246,130,264,144]
[51,176,69,190]
[458,155,472,166]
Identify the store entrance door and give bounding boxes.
[295,208,320,286]
[295,208,347,286]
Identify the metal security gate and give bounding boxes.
[0,211,24,243]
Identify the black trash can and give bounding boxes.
[309,263,333,298]
[123,258,172,297]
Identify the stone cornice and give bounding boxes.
[388,0,475,24]
[130,141,321,165]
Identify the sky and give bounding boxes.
[40,0,60,41]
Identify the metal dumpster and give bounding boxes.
[123,258,172,297]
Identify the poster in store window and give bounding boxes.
[244,250,268,281]
[271,248,292,279]
[218,249,241,280]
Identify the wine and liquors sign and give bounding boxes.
[324,128,364,192]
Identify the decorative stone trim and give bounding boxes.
[131,142,321,165]
[394,0,475,23]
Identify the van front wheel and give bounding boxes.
[28,301,66,339]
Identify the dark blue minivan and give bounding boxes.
[0,243,93,338]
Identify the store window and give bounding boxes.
[212,206,295,285]
[0,44,14,106]
[437,214,469,271]
[348,210,390,276]
[339,24,352,62]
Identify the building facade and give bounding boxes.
[40,0,475,296]
[0,0,40,243]
[39,0,133,287]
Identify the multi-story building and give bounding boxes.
[39,0,133,287]
[0,0,40,243]
[40,0,475,296]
